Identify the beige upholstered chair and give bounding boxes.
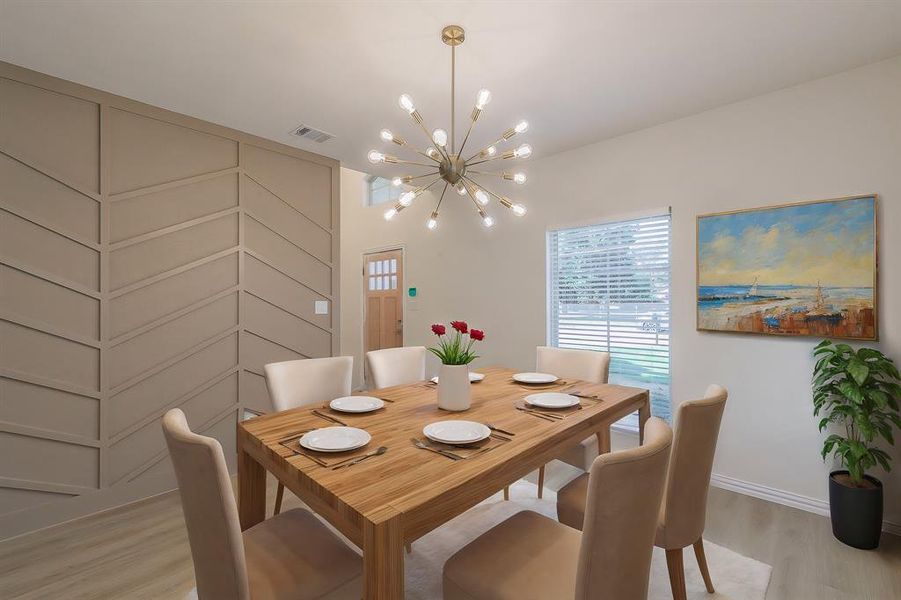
[557,385,728,600]
[162,409,361,600]
[522,346,610,499]
[444,417,672,600]
[365,346,426,389]
[263,356,352,514]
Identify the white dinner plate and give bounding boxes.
[525,392,580,409]
[430,372,485,384]
[423,420,491,445]
[512,372,559,384]
[329,396,385,413]
[299,427,371,452]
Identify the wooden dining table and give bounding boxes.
[236,365,651,599]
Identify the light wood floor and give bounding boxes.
[1,474,899,599]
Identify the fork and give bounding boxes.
[411,438,463,460]
[332,446,388,470]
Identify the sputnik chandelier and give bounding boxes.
[369,25,531,230]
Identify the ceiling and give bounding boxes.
[2,1,901,176]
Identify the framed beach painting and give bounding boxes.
[697,194,877,340]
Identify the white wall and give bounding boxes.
[341,56,901,528]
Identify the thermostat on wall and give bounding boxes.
[408,287,417,297]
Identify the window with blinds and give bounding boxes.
[547,213,672,426]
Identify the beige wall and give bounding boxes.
[341,56,901,530]
[0,62,339,540]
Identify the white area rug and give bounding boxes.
[404,481,772,599]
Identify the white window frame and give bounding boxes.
[546,208,672,434]
[364,174,403,207]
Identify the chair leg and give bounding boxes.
[665,548,687,600]
[503,486,510,501]
[274,482,285,516]
[693,537,715,594]
[537,465,545,499]
[405,543,412,554]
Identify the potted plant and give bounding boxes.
[429,321,485,411]
[813,340,901,549]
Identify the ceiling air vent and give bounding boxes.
[292,124,334,143]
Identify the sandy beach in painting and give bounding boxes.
[697,196,876,339]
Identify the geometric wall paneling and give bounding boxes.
[0,154,100,243]
[107,108,238,194]
[244,215,332,296]
[244,293,331,359]
[108,333,238,438]
[0,320,100,392]
[239,369,273,414]
[240,330,306,376]
[108,373,238,485]
[108,212,239,291]
[0,61,339,539]
[244,254,331,330]
[109,252,239,339]
[0,431,100,490]
[107,292,238,390]
[243,143,333,229]
[109,170,239,243]
[0,376,99,440]
[0,209,101,291]
[0,77,100,194]
[244,175,332,262]
[0,264,100,341]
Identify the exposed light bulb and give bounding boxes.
[427,212,439,230]
[474,189,490,206]
[432,128,448,147]
[482,214,495,228]
[380,129,394,142]
[399,191,415,207]
[398,94,416,114]
[427,147,439,159]
[475,88,492,110]
[487,146,497,156]
[513,172,527,184]
[456,184,467,195]
[384,207,397,221]
[512,204,527,216]
[515,120,529,134]
[513,143,532,158]
[368,150,386,164]
[391,177,403,187]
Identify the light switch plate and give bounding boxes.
[314,300,329,315]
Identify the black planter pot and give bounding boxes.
[829,470,883,549]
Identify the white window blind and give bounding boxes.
[548,213,672,425]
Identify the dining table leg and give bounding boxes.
[596,426,611,455]
[638,397,651,444]
[237,440,266,531]
[363,508,404,599]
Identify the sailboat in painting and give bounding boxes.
[696,195,877,340]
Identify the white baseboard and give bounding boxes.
[710,472,901,537]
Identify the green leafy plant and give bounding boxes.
[813,340,901,486]
[428,321,484,365]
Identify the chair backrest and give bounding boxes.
[366,346,426,389]
[162,409,249,600]
[657,384,728,549]
[536,346,610,384]
[263,356,353,412]
[575,417,672,600]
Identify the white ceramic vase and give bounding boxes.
[437,364,471,411]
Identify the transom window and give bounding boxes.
[365,175,403,206]
[547,212,672,428]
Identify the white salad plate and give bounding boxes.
[525,392,580,409]
[423,420,491,445]
[299,427,371,452]
[512,372,559,384]
[329,396,385,413]
[430,372,485,384]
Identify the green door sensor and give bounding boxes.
[408,287,417,297]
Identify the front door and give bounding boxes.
[363,249,403,352]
